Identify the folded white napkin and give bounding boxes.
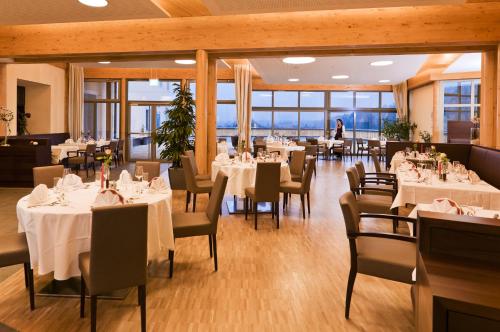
[431,198,463,215]
[93,189,124,207]
[406,168,421,180]
[215,153,230,162]
[87,139,96,144]
[241,151,253,161]
[399,161,415,171]
[65,138,74,144]
[119,170,133,184]
[149,177,168,192]
[28,184,50,207]
[58,174,84,190]
[468,170,481,184]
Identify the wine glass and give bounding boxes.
[135,166,144,182]
[143,172,149,182]
[63,168,72,178]
[53,177,61,191]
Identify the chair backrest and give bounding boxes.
[305,145,317,156]
[136,161,161,179]
[253,144,267,156]
[267,149,281,156]
[254,138,265,145]
[89,204,148,294]
[296,141,311,147]
[205,171,229,231]
[339,191,361,235]
[301,157,316,192]
[356,138,365,145]
[307,138,319,145]
[33,165,64,187]
[184,150,199,175]
[108,141,118,153]
[354,161,366,178]
[254,162,281,202]
[370,149,382,172]
[118,139,124,151]
[231,136,239,148]
[368,140,381,149]
[180,155,198,191]
[289,150,306,176]
[346,167,361,193]
[86,144,97,154]
[343,138,353,149]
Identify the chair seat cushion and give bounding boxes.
[172,212,212,238]
[78,251,91,291]
[0,233,30,267]
[356,194,392,214]
[291,174,302,182]
[195,174,211,181]
[356,236,416,284]
[279,181,302,194]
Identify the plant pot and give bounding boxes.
[168,167,186,190]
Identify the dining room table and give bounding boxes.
[51,140,110,163]
[265,142,305,158]
[16,178,174,296]
[318,138,344,149]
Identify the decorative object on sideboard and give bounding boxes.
[0,106,14,146]
[419,130,432,143]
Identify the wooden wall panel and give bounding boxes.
[195,50,208,174]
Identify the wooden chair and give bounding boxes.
[117,139,125,165]
[356,138,368,157]
[305,145,318,176]
[280,157,316,219]
[338,191,416,318]
[79,204,148,332]
[341,138,353,161]
[368,140,381,161]
[33,165,64,187]
[67,144,96,178]
[0,233,34,311]
[244,162,281,230]
[354,161,397,197]
[184,150,210,181]
[168,171,228,278]
[289,150,306,182]
[181,155,213,212]
[135,161,160,179]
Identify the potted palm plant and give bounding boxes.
[152,83,195,190]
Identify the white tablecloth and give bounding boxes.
[319,139,343,149]
[217,142,229,155]
[389,152,430,173]
[391,171,500,210]
[17,184,174,280]
[51,141,110,162]
[265,144,305,158]
[211,160,291,198]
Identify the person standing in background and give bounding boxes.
[334,119,345,140]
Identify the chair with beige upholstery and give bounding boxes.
[117,139,125,165]
[305,145,318,176]
[370,149,387,173]
[181,155,213,212]
[0,233,34,311]
[338,191,416,318]
[168,171,228,278]
[79,204,148,332]
[280,157,316,219]
[368,140,382,161]
[67,144,96,178]
[135,161,160,180]
[33,165,64,187]
[337,138,353,161]
[354,161,397,197]
[244,162,281,230]
[184,150,210,181]
[289,150,306,182]
[356,138,368,157]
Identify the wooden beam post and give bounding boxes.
[195,50,208,174]
[207,57,217,174]
[480,49,498,148]
[0,64,6,137]
[497,44,500,149]
[120,78,127,161]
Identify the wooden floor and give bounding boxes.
[0,158,414,331]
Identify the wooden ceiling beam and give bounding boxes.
[0,3,499,59]
[150,0,211,17]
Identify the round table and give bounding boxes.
[211,160,291,198]
[265,144,305,158]
[17,183,174,280]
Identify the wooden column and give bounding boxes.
[497,44,500,149]
[120,78,127,161]
[0,64,7,137]
[195,50,208,174]
[480,49,498,148]
[432,82,440,143]
[206,57,217,174]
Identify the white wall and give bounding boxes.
[5,64,66,135]
[409,83,444,143]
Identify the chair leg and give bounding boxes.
[185,191,190,212]
[27,264,34,311]
[282,193,286,210]
[209,235,213,258]
[271,201,275,219]
[300,194,306,219]
[345,269,357,319]
[276,202,279,229]
[86,164,89,178]
[307,192,311,215]
[254,202,258,230]
[244,197,248,220]
[90,295,97,332]
[138,285,146,332]
[212,234,218,271]
[80,276,86,318]
[168,250,174,278]
[393,220,398,234]
[192,194,197,212]
[23,262,29,288]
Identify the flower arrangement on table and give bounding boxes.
[0,106,14,146]
[96,148,113,189]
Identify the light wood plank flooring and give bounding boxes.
[0,158,414,331]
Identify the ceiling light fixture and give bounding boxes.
[282,57,316,65]
[379,79,391,83]
[331,75,349,80]
[78,0,108,8]
[370,60,394,67]
[98,61,111,64]
[288,78,300,82]
[175,59,196,65]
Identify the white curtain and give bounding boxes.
[392,81,408,120]
[234,64,252,149]
[68,64,84,139]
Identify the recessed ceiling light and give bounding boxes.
[78,0,108,8]
[370,60,394,67]
[332,75,349,80]
[282,57,316,64]
[98,61,111,64]
[288,78,300,82]
[175,59,196,65]
[379,79,391,83]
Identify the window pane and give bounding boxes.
[444,111,460,133]
[330,111,354,138]
[381,92,396,108]
[84,80,119,100]
[300,112,324,138]
[216,104,237,129]
[355,112,380,139]
[473,80,480,104]
[251,111,272,137]
[381,112,397,130]
[274,91,298,107]
[331,91,354,108]
[128,80,178,101]
[300,91,325,107]
[217,82,235,100]
[189,81,196,100]
[110,103,120,140]
[252,91,273,107]
[355,92,379,108]
[274,111,298,137]
[443,81,472,104]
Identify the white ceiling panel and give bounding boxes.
[444,53,481,73]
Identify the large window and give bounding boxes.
[442,80,480,134]
[84,79,120,140]
[216,81,237,141]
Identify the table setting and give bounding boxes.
[51,138,110,163]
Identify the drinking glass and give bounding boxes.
[135,166,144,182]
[63,168,72,178]
[452,161,460,173]
[53,177,61,191]
[143,172,149,182]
